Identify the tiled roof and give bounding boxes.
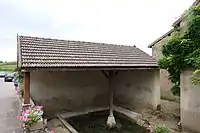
[148,0,200,48]
[18,35,157,68]
[173,0,200,26]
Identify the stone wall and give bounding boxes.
[152,36,168,60]
[30,70,160,116]
[114,69,160,113]
[152,34,179,101]
[180,69,200,132]
[160,69,177,101]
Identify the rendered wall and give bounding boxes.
[114,69,160,113]
[30,70,160,116]
[180,69,200,132]
[30,71,109,116]
[152,35,178,101]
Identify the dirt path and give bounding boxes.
[142,100,181,132]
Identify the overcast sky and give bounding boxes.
[0,0,195,61]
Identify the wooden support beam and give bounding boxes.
[106,70,116,128]
[102,70,120,128]
[101,70,108,78]
[108,71,114,116]
[24,72,30,104]
[23,67,159,72]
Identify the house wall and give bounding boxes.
[152,36,168,60]
[180,69,200,132]
[114,69,160,113]
[30,70,160,116]
[152,37,177,101]
[151,18,188,101]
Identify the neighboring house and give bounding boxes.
[17,35,160,117]
[148,0,200,101]
[148,29,175,100]
[148,0,200,132]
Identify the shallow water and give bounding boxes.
[67,111,148,133]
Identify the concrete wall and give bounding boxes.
[30,70,160,116]
[30,71,109,116]
[180,69,200,132]
[114,69,160,113]
[160,69,177,101]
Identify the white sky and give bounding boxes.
[0,0,195,61]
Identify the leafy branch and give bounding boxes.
[158,5,200,95]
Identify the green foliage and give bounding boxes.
[19,106,43,129]
[0,61,17,72]
[171,84,180,96]
[158,5,200,95]
[158,34,182,96]
[0,61,17,66]
[191,69,200,85]
[17,71,24,84]
[21,89,24,97]
[14,70,24,97]
[154,125,171,133]
[13,70,24,84]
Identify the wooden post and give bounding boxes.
[109,71,114,116]
[106,71,116,128]
[24,72,30,104]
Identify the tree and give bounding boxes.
[191,69,200,85]
[158,5,200,95]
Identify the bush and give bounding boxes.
[158,5,200,95]
[191,69,200,85]
[20,89,24,98]
[171,84,180,96]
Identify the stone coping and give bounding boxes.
[59,106,109,119]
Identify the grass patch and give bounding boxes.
[0,61,17,72]
[154,125,171,133]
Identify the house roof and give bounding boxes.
[17,35,157,69]
[148,28,174,48]
[173,0,200,26]
[148,0,200,48]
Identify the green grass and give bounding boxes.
[0,61,17,72]
[154,125,171,133]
